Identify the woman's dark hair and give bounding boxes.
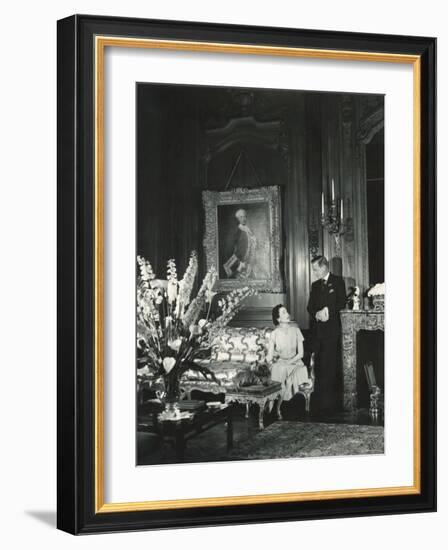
[272,304,284,326]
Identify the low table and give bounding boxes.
[138,403,233,462]
[180,379,224,400]
[224,382,283,429]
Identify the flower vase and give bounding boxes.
[163,374,181,410]
[372,295,385,311]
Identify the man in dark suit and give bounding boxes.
[223,209,257,279]
[307,255,347,414]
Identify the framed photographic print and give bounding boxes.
[57,14,436,534]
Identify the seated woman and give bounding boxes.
[266,304,309,418]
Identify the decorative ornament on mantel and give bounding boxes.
[352,286,361,311]
[320,178,352,253]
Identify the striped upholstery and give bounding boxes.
[210,326,272,364]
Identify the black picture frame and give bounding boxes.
[57,14,436,534]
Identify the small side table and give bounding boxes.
[224,382,282,429]
[142,404,234,462]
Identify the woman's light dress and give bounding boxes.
[267,323,309,401]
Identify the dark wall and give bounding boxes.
[366,129,385,284]
[137,84,384,328]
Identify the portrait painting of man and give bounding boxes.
[202,186,283,292]
[218,203,270,281]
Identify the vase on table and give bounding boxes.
[161,372,181,414]
[372,295,385,311]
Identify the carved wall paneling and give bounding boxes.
[339,94,359,291]
[284,96,309,325]
[305,95,324,262]
[355,101,385,290]
[320,94,344,275]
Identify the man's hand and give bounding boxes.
[315,307,329,322]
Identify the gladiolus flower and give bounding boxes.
[150,279,168,290]
[168,338,182,351]
[167,280,178,304]
[162,357,176,373]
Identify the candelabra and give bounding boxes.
[320,178,347,252]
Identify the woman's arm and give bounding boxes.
[288,328,304,362]
[266,331,276,364]
[296,329,304,359]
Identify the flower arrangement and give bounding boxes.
[367,283,385,297]
[136,251,257,400]
[367,283,385,311]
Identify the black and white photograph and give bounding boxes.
[136,82,385,466]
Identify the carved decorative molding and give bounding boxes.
[201,88,286,126]
[356,107,384,144]
[340,310,384,411]
[200,116,291,188]
[204,116,288,159]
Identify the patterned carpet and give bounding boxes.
[226,421,384,461]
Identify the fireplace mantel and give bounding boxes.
[340,310,384,411]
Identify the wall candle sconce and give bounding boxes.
[308,209,320,258]
[321,178,347,252]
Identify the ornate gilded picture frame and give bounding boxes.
[203,186,283,292]
[57,14,436,535]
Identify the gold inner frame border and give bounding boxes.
[94,35,422,513]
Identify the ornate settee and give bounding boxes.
[185,326,272,389]
[181,326,315,428]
